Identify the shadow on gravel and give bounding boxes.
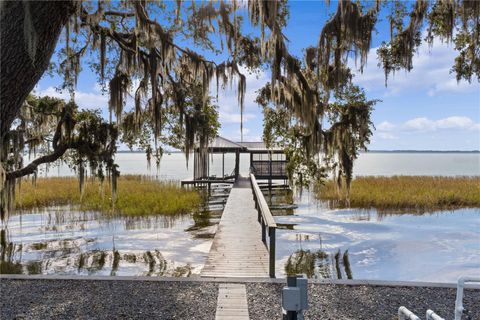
[0,279,218,320]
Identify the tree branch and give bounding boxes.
[104,11,135,18]
[6,143,76,180]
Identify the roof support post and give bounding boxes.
[235,150,240,179]
[222,152,225,178]
[269,152,272,189]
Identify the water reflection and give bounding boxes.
[285,248,353,280]
[0,207,216,276]
[0,183,233,277]
[264,187,295,216]
[264,187,480,282]
[0,229,23,274]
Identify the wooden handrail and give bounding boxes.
[250,174,277,228]
[250,173,277,277]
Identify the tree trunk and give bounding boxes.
[0,0,75,143]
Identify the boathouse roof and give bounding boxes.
[204,136,283,153]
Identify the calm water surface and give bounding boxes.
[38,152,480,178]
[1,210,215,276]
[4,152,479,281]
[274,196,479,281]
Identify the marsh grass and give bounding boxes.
[285,249,351,279]
[317,176,480,212]
[15,175,201,216]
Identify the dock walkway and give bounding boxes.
[201,176,269,278]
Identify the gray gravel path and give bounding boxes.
[247,283,480,320]
[0,279,217,320]
[2,278,479,319]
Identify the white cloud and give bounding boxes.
[34,85,109,110]
[219,112,256,124]
[435,116,475,129]
[404,117,436,131]
[377,121,396,131]
[220,126,262,142]
[378,132,398,140]
[427,78,479,96]
[351,34,480,97]
[212,68,268,116]
[382,116,480,133]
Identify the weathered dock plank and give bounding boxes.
[201,177,269,278]
[215,283,249,320]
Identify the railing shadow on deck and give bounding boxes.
[250,173,277,278]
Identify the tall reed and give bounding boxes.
[317,176,480,211]
[15,175,201,216]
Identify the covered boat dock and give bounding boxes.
[181,136,288,188]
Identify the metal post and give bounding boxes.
[455,276,480,320]
[426,310,445,320]
[269,227,276,278]
[398,307,420,320]
[222,152,225,178]
[285,276,297,320]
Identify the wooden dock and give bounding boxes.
[215,283,250,320]
[201,176,274,278]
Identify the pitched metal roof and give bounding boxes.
[238,141,283,152]
[208,136,245,150]
[200,136,284,153]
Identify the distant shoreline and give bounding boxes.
[116,150,480,154]
[363,150,480,153]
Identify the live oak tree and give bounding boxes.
[2,95,119,219]
[1,0,248,219]
[1,0,479,218]
[259,82,378,190]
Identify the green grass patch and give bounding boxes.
[15,175,201,216]
[316,176,480,212]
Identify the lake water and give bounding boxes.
[36,152,480,178]
[2,152,479,281]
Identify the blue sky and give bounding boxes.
[34,1,480,151]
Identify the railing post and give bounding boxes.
[269,227,276,278]
[261,221,266,243]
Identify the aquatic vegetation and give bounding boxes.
[186,191,216,231]
[111,250,121,276]
[26,261,42,275]
[264,188,295,216]
[30,242,48,251]
[194,233,215,239]
[285,248,352,280]
[0,261,23,274]
[89,251,107,272]
[173,265,193,277]
[14,175,201,216]
[187,210,213,231]
[343,250,353,280]
[317,176,480,211]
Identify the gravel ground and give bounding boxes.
[247,283,480,320]
[2,279,479,319]
[0,279,218,320]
